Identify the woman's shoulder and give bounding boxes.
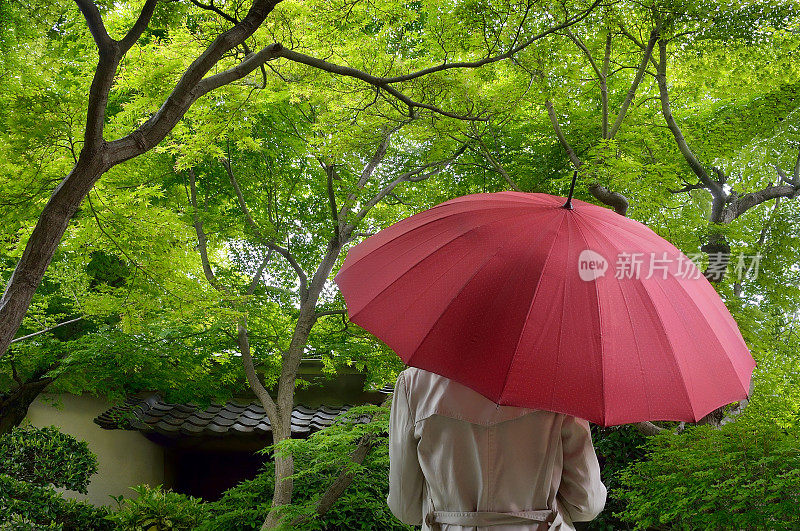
[399,367,565,426]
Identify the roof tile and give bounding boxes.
[94,398,352,438]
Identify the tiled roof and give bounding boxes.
[94,396,352,438]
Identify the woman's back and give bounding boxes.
[388,367,606,530]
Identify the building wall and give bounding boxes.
[25,394,165,507]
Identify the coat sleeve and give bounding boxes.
[386,372,425,525]
[556,415,607,522]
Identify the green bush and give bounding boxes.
[587,424,649,530]
[109,485,209,530]
[0,425,98,493]
[0,426,110,530]
[615,419,800,529]
[203,405,412,531]
[0,473,111,530]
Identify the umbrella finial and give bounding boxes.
[562,170,578,210]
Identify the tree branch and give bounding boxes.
[545,99,582,167]
[271,47,486,121]
[74,0,113,51]
[565,28,602,80]
[223,158,309,300]
[725,184,799,221]
[668,182,706,194]
[378,0,602,84]
[473,135,522,191]
[188,168,230,294]
[247,250,273,295]
[325,164,340,239]
[119,0,158,53]
[338,123,404,228]
[607,27,658,139]
[105,0,282,163]
[346,144,469,232]
[588,183,629,216]
[237,317,278,421]
[9,317,83,344]
[656,39,721,199]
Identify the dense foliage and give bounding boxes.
[1,0,800,528]
[204,405,409,530]
[616,420,800,529]
[108,485,209,531]
[0,427,110,530]
[0,425,97,493]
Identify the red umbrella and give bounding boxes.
[334,189,756,426]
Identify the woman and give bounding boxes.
[387,367,607,530]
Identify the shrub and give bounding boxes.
[615,419,800,529]
[0,425,97,493]
[109,485,209,530]
[203,405,412,531]
[0,426,110,530]
[0,473,111,530]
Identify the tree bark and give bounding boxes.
[0,372,55,435]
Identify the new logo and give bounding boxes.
[578,250,608,281]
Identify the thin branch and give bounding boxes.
[656,39,722,199]
[10,317,83,344]
[607,27,658,139]
[565,28,602,79]
[247,250,273,295]
[189,0,239,24]
[338,123,404,227]
[668,182,706,194]
[325,164,340,238]
[545,99,582,167]
[224,158,309,300]
[473,135,522,191]
[119,0,158,53]
[272,48,486,121]
[347,144,469,231]
[314,309,348,319]
[378,0,602,84]
[188,168,230,294]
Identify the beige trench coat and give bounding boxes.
[387,368,607,530]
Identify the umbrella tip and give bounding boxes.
[562,170,578,210]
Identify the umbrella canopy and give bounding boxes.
[335,192,756,426]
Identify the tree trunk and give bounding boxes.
[0,377,55,435]
[261,414,295,530]
[253,238,343,529]
[0,150,108,358]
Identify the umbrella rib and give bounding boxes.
[647,276,751,415]
[600,221,752,403]
[548,216,575,417]
[572,217,609,425]
[585,224,699,420]
[406,213,549,374]
[498,214,568,405]
[340,205,536,278]
[583,213,752,392]
[350,209,547,323]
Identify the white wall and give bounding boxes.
[25,394,165,507]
